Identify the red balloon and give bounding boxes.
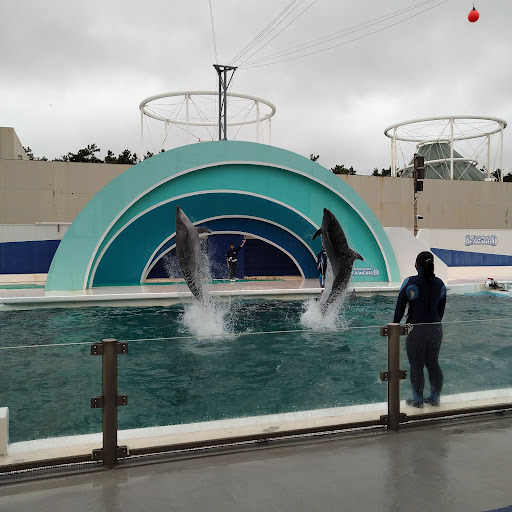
[468,9,479,22]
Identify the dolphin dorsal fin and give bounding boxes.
[352,250,364,262]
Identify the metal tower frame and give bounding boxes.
[213,64,237,141]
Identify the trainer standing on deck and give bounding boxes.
[393,251,447,408]
[226,238,246,281]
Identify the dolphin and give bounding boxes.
[175,206,211,302]
[313,208,363,313]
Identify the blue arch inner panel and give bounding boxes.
[90,163,388,287]
[244,239,301,277]
[147,219,308,280]
[148,236,301,279]
[93,195,316,287]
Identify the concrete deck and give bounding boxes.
[0,414,511,512]
[0,278,400,309]
[1,268,511,309]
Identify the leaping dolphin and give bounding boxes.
[176,206,211,302]
[313,208,363,313]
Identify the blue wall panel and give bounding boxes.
[243,238,300,277]
[432,248,512,267]
[148,236,301,280]
[0,240,60,274]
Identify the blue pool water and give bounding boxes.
[0,294,511,443]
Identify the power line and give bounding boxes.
[244,0,436,66]
[238,0,321,67]
[242,0,448,69]
[228,0,304,65]
[209,0,219,63]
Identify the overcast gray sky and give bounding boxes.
[1,0,511,174]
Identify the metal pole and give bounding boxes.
[218,71,222,141]
[380,323,407,431]
[391,128,397,177]
[186,94,190,145]
[449,118,454,180]
[487,135,491,180]
[223,67,228,140]
[213,64,237,141]
[102,339,118,467]
[414,193,418,236]
[391,137,395,177]
[140,111,144,162]
[91,339,128,467]
[500,126,504,181]
[256,100,260,143]
[387,324,401,431]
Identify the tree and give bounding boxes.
[116,149,138,164]
[492,169,512,182]
[23,146,34,160]
[104,149,138,164]
[372,167,391,177]
[310,154,319,162]
[53,144,139,164]
[22,146,48,161]
[104,150,117,164]
[331,164,356,175]
[59,143,102,163]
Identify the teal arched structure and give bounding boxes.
[45,141,400,290]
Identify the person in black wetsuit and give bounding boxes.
[393,251,447,408]
[226,239,246,281]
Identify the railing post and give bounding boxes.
[91,338,129,467]
[380,323,408,431]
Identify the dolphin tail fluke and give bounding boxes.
[312,228,322,240]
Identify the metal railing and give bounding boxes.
[78,325,512,466]
[1,323,512,476]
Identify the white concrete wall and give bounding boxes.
[0,223,69,243]
[384,227,448,283]
[417,229,512,256]
[0,127,27,160]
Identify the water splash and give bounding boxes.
[162,253,181,278]
[300,295,348,331]
[300,263,351,331]
[179,237,232,338]
[181,300,232,338]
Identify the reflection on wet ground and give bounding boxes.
[0,415,511,512]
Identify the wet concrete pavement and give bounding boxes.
[1,415,510,512]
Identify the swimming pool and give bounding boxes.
[0,294,510,443]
